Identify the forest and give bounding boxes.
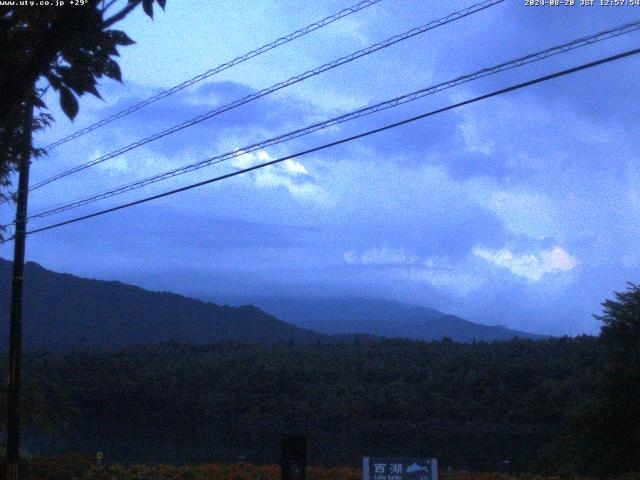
[0,335,621,476]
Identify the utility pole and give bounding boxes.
[6,99,34,480]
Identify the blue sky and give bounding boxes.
[2,0,639,335]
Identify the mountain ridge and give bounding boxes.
[0,258,333,350]
[0,258,544,350]
[211,295,547,341]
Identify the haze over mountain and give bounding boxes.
[0,258,543,350]
[213,296,546,342]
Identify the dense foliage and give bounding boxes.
[0,0,165,206]
[0,337,605,474]
[579,283,640,473]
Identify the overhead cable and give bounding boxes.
[27,0,504,193]
[25,19,640,221]
[42,0,385,151]
[12,46,639,240]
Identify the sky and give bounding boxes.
[2,0,640,336]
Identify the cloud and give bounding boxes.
[403,256,483,295]
[458,111,494,155]
[405,268,483,296]
[473,245,577,281]
[230,149,325,202]
[546,246,578,271]
[486,190,559,240]
[281,159,309,176]
[343,247,418,266]
[341,250,482,296]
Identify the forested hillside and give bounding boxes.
[4,337,603,474]
[0,259,330,349]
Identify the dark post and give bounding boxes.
[6,100,34,480]
[281,434,307,480]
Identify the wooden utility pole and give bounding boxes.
[6,100,34,480]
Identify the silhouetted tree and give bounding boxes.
[0,0,166,202]
[590,283,640,473]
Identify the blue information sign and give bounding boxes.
[362,457,437,480]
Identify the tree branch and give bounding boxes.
[103,0,141,28]
[100,0,119,16]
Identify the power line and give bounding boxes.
[41,0,385,152]
[25,0,504,194]
[12,46,639,241]
[24,19,640,221]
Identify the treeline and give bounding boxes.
[0,336,616,474]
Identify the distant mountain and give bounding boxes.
[214,296,547,342]
[0,258,544,351]
[0,259,338,350]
